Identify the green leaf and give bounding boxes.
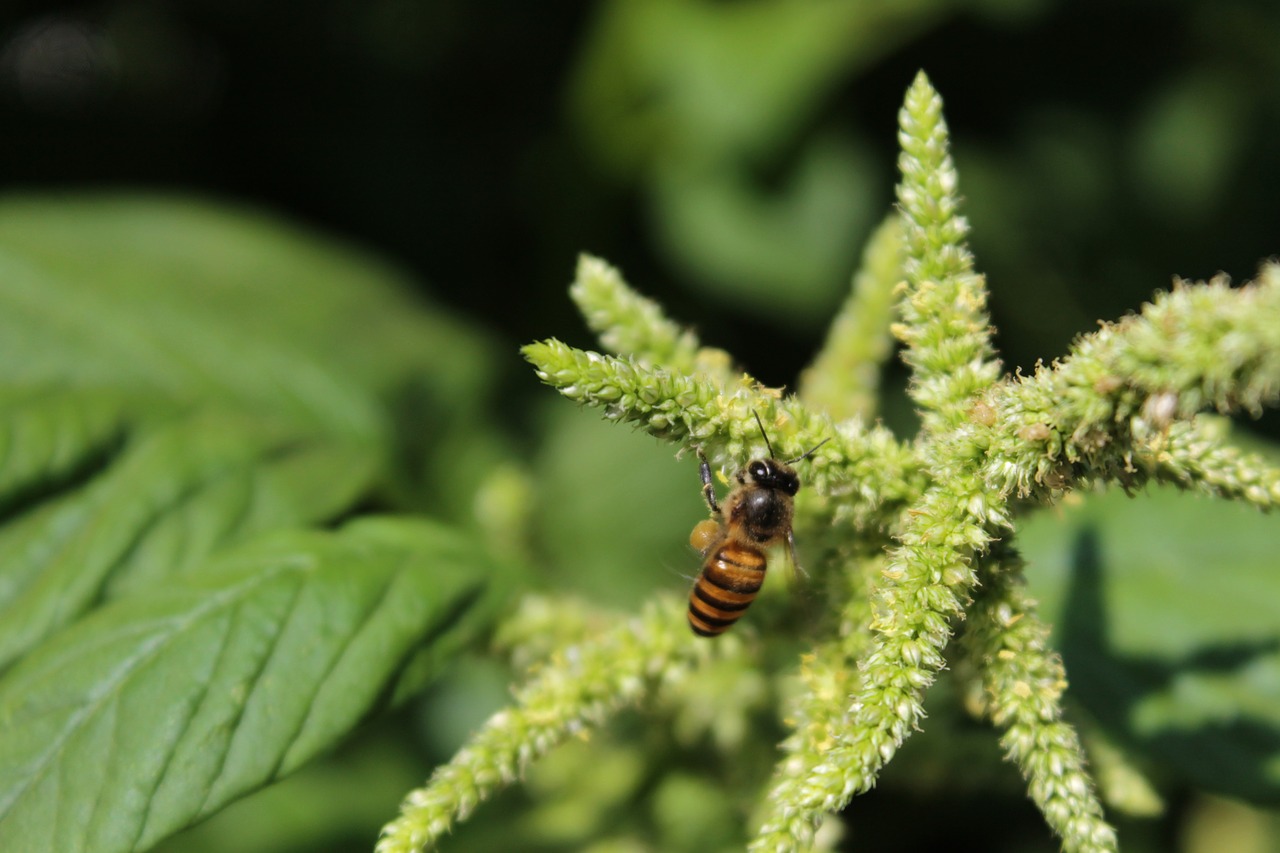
[149,733,430,853]
[0,193,496,438]
[0,386,152,509]
[1020,486,1280,804]
[567,0,949,322]
[0,410,378,670]
[0,517,496,853]
[649,138,876,323]
[0,193,513,667]
[571,0,947,170]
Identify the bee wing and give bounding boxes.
[781,528,810,589]
[778,528,827,635]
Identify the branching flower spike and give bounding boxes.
[377,70,1280,853]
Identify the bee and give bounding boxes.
[687,414,827,637]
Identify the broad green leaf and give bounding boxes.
[0,386,157,508]
[148,733,429,853]
[0,193,496,437]
[0,517,496,853]
[0,410,377,670]
[1020,486,1280,804]
[0,193,514,669]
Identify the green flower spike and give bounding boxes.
[799,214,904,422]
[376,595,727,853]
[377,70,1280,853]
[960,552,1117,852]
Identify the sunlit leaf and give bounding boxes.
[1020,485,1280,804]
[0,410,377,670]
[0,517,496,853]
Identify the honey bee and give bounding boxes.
[687,415,827,637]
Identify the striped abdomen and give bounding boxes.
[687,541,766,637]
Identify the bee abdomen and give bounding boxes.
[687,543,766,637]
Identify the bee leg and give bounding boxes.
[696,448,720,516]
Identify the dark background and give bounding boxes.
[5,0,1278,395]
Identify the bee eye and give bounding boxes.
[749,461,769,480]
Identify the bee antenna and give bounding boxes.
[752,410,776,458]
[786,437,831,465]
[754,410,830,463]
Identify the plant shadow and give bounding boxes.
[1057,526,1280,805]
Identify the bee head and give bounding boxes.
[743,459,799,495]
[745,411,827,496]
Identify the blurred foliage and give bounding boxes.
[0,0,1279,851]
[567,0,947,323]
[1020,480,1280,807]
[4,0,1279,386]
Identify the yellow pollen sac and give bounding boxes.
[689,519,721,551]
